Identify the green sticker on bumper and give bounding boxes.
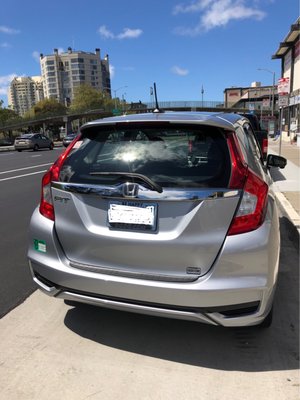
[34,239,46,253]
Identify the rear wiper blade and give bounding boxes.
[89,171,163,193]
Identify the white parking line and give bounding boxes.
[0,170,47,182]
[0,163,52,175]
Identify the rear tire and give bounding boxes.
[49,143,54,150]
[33,144,39,151]
[17,149,22,152]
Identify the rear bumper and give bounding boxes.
[29,264,267,326]
[28,205,280,327]
[14,143,34,150]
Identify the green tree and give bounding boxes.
[0,102,20,126]
[33,98,66,117]
[69,84,106,113]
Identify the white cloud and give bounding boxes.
[171,66,189,76]
[173,0,266,34]
[98,25,115,39]
[0,74,17,95]
[32,51,40,62]
[0,25,20,34]
[117,28,143,39]
[109,64,115,79]
[173,0,213,14]
[98,25,143,40]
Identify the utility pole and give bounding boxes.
[257,68,275,116]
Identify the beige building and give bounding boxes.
[224,82,277,114]
[40,48,111,105]
[7,76,44,116]
[272,17,300,139]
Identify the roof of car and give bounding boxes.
[19,133,36,137]
[81,111,243,132]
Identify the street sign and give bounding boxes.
[112,109,121,115]
[278,77,290,96]
[278,96,289,107]
[262,98,270,108]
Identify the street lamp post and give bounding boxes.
[257,68,275,117]
[114,86,128,109]
[201,85,204,108]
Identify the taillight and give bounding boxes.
[39,134,82,221]
[228,169,268,235]
[226,132,268,235]
[262,138,268,159]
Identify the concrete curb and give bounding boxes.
[0,143,63,152]
[275,191,300,241]
[0,146,15,152]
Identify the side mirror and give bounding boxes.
[266,154,287,169]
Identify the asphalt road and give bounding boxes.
[0,147,64,317]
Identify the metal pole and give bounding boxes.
[257,68,275,117]
[271,72,275,117]
[279,107,283,156]
[113,86,127,110]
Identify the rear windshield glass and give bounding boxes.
[59,124,231,189]
[17,134,34,139]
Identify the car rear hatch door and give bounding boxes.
[51,123,241,281]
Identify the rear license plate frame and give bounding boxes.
[107,201,158,232]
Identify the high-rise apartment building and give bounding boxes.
[40,47,111,105]
[7,76,44,115]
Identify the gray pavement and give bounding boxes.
[269,139,300,236]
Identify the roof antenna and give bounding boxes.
[153,82,162,113]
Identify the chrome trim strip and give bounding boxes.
[52,181,240,201]
[69,261,200,282]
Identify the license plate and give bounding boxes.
[108,202,157,231]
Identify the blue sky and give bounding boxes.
[0,0,298,106]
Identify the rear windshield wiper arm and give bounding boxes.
[89,171,163,193]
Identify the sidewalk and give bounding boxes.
[268,139,300,236]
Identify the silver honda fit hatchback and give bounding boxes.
[28,112,286,327]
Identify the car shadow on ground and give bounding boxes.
[64,217,299,372]
[270,166,287,182]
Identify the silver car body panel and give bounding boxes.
[51,185,240,279]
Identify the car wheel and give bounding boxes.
[33,144,39,151]
[49,143,54,150]
[17,149,22,152]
